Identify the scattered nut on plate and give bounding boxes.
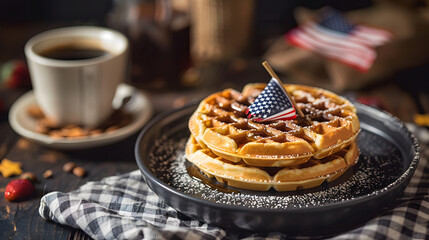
[72,166,86,178]
[20,172,37,182]
[62,162,76,172]
[27,105,132,139]
[42,169,53,179]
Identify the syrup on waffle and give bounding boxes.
[189,84,360,167]
[185,135,359,191]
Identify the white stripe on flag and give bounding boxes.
[266,111,297,121]
[353,26,392,45]
[288,30,374,70]
[263,108,296,120]
[304,24,375,58]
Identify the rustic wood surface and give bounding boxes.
[0,91,200,239]
[0,97,139,240]
[0,57,427,239]
[0,62,264,239]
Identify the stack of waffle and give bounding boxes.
[186,83,360,191]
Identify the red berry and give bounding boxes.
[4,179,35,202]
[1,60,31,89]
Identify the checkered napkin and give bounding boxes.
[39,127,429,240]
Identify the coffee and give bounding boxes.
[25,26,128,128]
[39,44,108,61]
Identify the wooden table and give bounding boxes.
[0,91,141,240]
[0,54,427,239]
[0,60,269,239]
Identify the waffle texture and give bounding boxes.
[185,135,359,191]
[189,83,360,167]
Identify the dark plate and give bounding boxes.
[135,102,419,236]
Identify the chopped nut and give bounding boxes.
[17,139,30,149]
[28,104,132,138]
[39,117,59,129]
[20,172,37,182]
[49,130,64,139]
[105,125,119,132]
[89,129,103,136]
[27,105,44,119]
[67,127,87,138]
[35,122,49,134]
[63,124,78,129]
[73,166,86,178]
[42,169,53,179]
[62,162,76,173]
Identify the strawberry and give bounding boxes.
[0,60,32,89]
[4,179,35,202]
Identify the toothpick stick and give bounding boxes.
[262,61,305,118]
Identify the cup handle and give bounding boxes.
[81,66,100,127]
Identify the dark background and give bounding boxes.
[0,0,427,117]
[0,0,373,59]
[0,0,371,22]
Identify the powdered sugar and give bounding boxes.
[148,130,404,209]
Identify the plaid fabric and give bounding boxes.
[40,126,429,240]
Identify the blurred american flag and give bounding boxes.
[286,8,392,72]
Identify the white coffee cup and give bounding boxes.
[25,26,129,128]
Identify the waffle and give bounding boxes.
[185,135,359,191]
[189,83,360,167]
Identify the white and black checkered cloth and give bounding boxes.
[39,126,429,240]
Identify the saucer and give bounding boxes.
[9,83,152,149]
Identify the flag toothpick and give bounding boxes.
[261,61,305,118]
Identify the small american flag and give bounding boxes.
[286,8,392,72]
[246,78,297,122]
